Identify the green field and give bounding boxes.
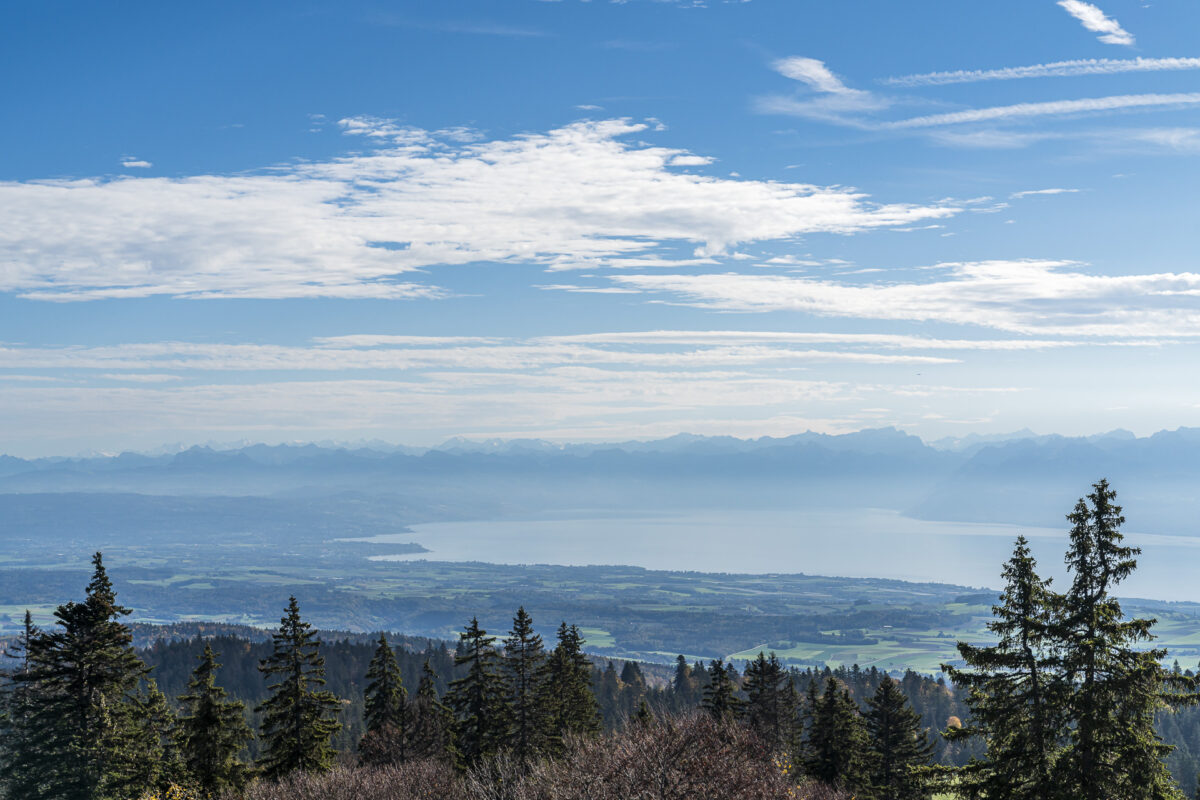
[4,523,1199,674]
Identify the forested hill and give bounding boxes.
[126,625,1200,791]
[11,617,1181,787]
[136,628,980,764]
[4,427,1200,531]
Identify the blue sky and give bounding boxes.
[3,0,1200,456]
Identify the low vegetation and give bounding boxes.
[243,715,850,800]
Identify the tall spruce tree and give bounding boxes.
[620,659,646,690]
[781,679,804,763]
[445,617,510,766]
[797,677,820,763]
[359,634,408,766]
[503,606,546,760]
[2,553,149,800]
[942,535,1062,799]
[619,660,648,719]
[123,679,187,796]
[0,611,48,800]
[409,659,454,762]
[803,676,866,792]
[693,658,712,701]
[671,654,696,710]
[536,622,601,755]
[864,674,932,800]
[1051,479,1186,800]
[598,661,621,717]
[702,659,743,723]
[256,596,342,779]
[744,651,794,750]
[177,643,252,798]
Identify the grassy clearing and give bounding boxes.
[8,540,1200,674]
[0,604,58,628]
[578,627,616,648]
[128,573,210,587]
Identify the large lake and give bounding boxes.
[354,508,1200,601]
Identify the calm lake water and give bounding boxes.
[353,508,1200,601]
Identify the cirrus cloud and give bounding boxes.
[1057,0,1134,46]
[885,93,1200,129]
[885,57,1200,87]
[773,57,861,95]
[610,260,1200,337]
[0,335,959,374]
[0,119,955,301]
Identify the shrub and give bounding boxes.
[239,714,850,800]
[137,786,206,800]
[239,759,460,800]
[482,713,797,800]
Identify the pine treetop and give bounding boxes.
[864,675,932,800]
[503,606,547,761]
[177,642,252,797]
[0,552,151,800]
[702,659,744,723]
[364,633,407,734]
[446,616,511,766]
[256,597,342,779]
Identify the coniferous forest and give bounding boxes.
[5,481,1200,798]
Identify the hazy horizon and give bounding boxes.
[4,422,1192,461]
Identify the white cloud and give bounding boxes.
[753,94,884,126]
[547,256,720,272]
[0,336,960,374]
[762,256,823,267]
[609,260,1200,336]
[925,129,1062,149]
[2,362,1047,455]
[886,93,1200,129]
[312,335,499,347]
[0,374,70,382]
[1057,0,1135,46]
[0,328,1170,406]
[1126,127,1200,152]
[1010,188,1080,199]
[541,330,1113,350]
[928,125,1200,153]
[765,54,1200,142]
[760,57,889,124]
[762,79,1200,135]
[536,284,643,294]
[433,126,484,143]
[773,57,858,95]
[669,154,715,166]
[0,376,852,447]
[4,329,1187,454]
[97,373,182,382]
[120,158,152,169]
[0,119,956,301]
[885,57,1200,86]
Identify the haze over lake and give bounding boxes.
[357,509,1200,602]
